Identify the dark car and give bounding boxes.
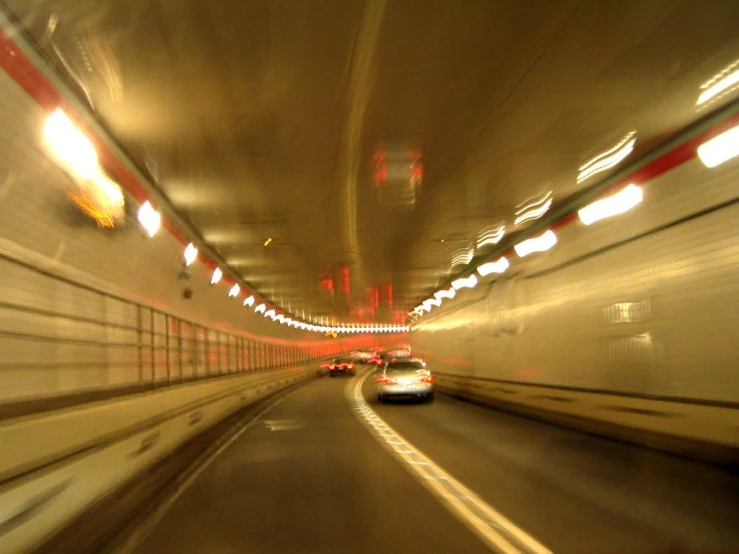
[321,357,355,377]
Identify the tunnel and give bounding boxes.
[1,1,739,553]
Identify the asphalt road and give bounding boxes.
[134,370,739,553]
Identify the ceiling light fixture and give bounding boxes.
[697,60,739,106]
[477,256,510,276]
[476,224,506,249]
[514,192,553,227]
[210,268,223,285]
[255,303,266,314]
[697,124,739,168]
[264,237,272,246]
[451,247,474,267]
[228,284,240,297]
[577,132,636,183]
[578,184,643,225]
[264,309,275,318]
[243,295,255,307]
[514,230,557,257]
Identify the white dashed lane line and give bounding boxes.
[346,372,553,554]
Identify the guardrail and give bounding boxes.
[434,372,739,465]
[0,363,321,554]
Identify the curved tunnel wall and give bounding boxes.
[0,34,387,411]
[0,24,404,554]
[411,139,739,458]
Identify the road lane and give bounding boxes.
[134,376,491,554]
[362,375,739,553]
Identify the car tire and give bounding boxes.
[425,392,435,403]
[377,394,384,404]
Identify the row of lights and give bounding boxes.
[42,108,407,335]
[410,117,739,321]
[443,59,739,279]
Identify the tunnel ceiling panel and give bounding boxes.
[6,0,739,321]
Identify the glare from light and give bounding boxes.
[228,284,240,297]
[476,224,506,249]
[451,274,478,290]
[697,60,739,106]
[184,243,198,266]
[68,173,125,228]
[577,132,636,183]
[514,192,553,227]
[514,230,557,257]
[477,256,510,277]
[138,201,161,237]
[43,109,99,179]
[210,268,223,285]
[264,309,275,318]
[255,303,266,314]
[243,295,255,307]
[578,184,643,225]
[88,171,125,211]
[697,124,739,168]
[434,288,456,301]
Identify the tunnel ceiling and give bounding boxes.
[5,0,739,322]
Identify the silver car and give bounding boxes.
[375,358,434,403]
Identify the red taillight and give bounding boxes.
[348,363,354,369]
[375,376,396,384]
[420,375,435,383]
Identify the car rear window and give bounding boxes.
[387,361,425,371]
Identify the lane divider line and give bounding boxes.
[346,372,553,554]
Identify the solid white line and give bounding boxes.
[347,373,553,554]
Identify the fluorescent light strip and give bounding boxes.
[434,288,456,301]
[514,230,557,257]
[697,60,739,106]
[477,256,509,277]
[577,132,636,183]
[578,184,643,225]
[697,124,739,168]
[451,274,478,290]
